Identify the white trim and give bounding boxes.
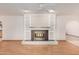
[29,14,32,27]
[2,39,23,40]
[66,34,79,38]
[48,14,51,27]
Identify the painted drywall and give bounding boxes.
[65,15,79,46]
[56,15,66,40]
[31,14,50,27]
[56,15,79,40]
[66,15,79,36]
[0,16,24,40]
[25,14,55,27]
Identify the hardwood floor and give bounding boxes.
[0,40,79,55]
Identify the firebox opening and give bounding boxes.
[31,30,48,41]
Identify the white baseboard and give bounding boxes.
[2,39,23,40]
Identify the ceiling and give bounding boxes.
[0,3,79,16]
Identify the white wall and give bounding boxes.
[65,15,79,46]
[0,16,24,40]
[31,14,50,27]
[56,15,66,40]
[66,15,79,36]
[56,15,79,40]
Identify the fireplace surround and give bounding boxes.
[22,11,58,45]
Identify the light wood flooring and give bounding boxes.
[0,40,79,55]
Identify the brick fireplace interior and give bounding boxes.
[31,30,48,41]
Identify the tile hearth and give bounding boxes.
[22,40,58,45]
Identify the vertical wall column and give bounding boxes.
[24,14,31,41]
[48,14,56,40]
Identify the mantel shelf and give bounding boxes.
[29,27,51,28]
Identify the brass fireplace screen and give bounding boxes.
[31,30,48,41]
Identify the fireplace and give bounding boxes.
[22,11,58,45]
[31,30,48,41]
